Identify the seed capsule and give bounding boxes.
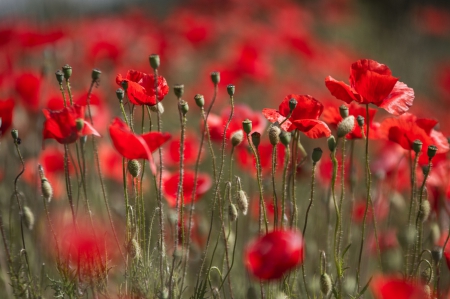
[128,160,141,178]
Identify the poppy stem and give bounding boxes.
[406,152,419,276]
[330,146,341,297]
[271,144,279,229]
[344,140,356,251]
[281,144,291,229]
[58,82,68,108]
[65,79,74,105]
[436,225,450,297]
[290,130,299,229]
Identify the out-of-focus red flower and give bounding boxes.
[43,104,100,144]
[18,28,64,48]
[236,142,285,177]
[109,118,170,161]
[115,70,169,106]
[15,72,42,112]
[262,94,331,138]
[325,59,414,115]
[98,142,123,183]
[165,131,202,167]
[75,91,111,133]
[0,98,14,136]
[368,229,399,255]
[244,230,304,280]
[370,275,428,299]
[162,170,212,208]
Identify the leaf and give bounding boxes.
[357,276,373,298]
[342,243,352,259]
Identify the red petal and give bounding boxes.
[109,118,152,160]
[378,81,415,115]
[141,131,172,153]
[370,275,428,299]
[416,118,438,134]
[292,119,331,138]
[353,70,398,105]
[261,108,292,131]
[325,76,361,104]
[81,121,101,137]
[278,94,323,121]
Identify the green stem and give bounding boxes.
[281,145,291,229]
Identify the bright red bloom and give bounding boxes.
[244,230,304,280]
[370,275,428,299]
[325,59,414,115]
[165,131,202,167]
[15,72,42,112]
[236,142,286,177]
[262,94,331,138]
[115,70,169,106]
[98,142,123,183]
[43,104,100,144]
[0,99,14,136]
[161,170,212,208]
[109,118,171,161]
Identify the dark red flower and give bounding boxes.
[370,275,428,299]
[325,59,414,115]
[244,230,304,280]
[115,70,169,106]
[15,72,42,112]
[262,94,331,138]
[0,98,14,136]
[109,118,171,161]
[161,170,212,208]
[43,104,100,144]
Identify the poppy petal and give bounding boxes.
[292,119,331,138]
[325,76,361,104]
[378,81,414,115]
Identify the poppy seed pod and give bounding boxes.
[62,64,72,79]
[116,88,125,102]
[210,71,220,85]
[320,273,332,296]
[251,132,261,148]
[173,84,184,98]
[412,140,423,154]
[280,131,291,147]
[237,190,248,215]
[75,119,84,132]
[327,135,337,152]
[128,160,141,178]
[41,178,53,203]
[229,203,238,221]
[312,147,323,163]
[289,98,297,112]
[427,145,438,159]
[242,119,252,135]
[231,130,244,147]
[91,69,101,81]
[356,115,365,127]
[339,105,349,118]
[419,200,431,222]
[179,100,189,116]
[227,84,235,96]
[11,129,19,141]
[23,206,35,230]
[431,247,442,263]
[149,54,160,70]
[337,115,355,138]
[150,102,164,114]
[269,126,281,145]
[194,94,205,108]
[55,70,64,84]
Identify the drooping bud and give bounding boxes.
[116,88,125,102]
[228,204,238,221]
[251,132,261,148]
[179,100,189,116]
[320,273,332,296]
[412,139,423,154]
[41,178,53,203]
[236,190,248,215]
[173,84,184,98]
[128,238,141,260]
[75,119,84,132]
[55,70,64,84]
[149,54,160,70]
[312,147,323,163]
[231,131,244,147]
[327,135,337,152]
[431,247,442,264]
[339,105,349,118]
[242,119,252,135]
[23,206,35,230]
[62,64,72,79]
[430,222,440,245]
[427,145,438,160]
[269,126,281,146]
[289,98,297,112]
[128,160,141,178]
[419,200,431,222]
[150,102,164,114]
[194,94,205,108]
[227,84,235,96]
[356,115,365,127]
[11,129,19,141]
[91,69,101,81]
[279,131,291,147]
[337,115,355,138]
[210,72,220,85]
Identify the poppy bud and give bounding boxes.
[280,131,291,147]
[320,273,332,296]
[128,160,141,178]
[431,247,442,264]
[116,88,125,102]
[150,102,164,114]
[337,115,355,138]
[422,165,429,176]
[269,126,281,146]
[227,84,235,96]
[23,206,35,230]
[128,238,141,260]
[210,71,220,85]
[62,64,72,79]
[55,70,64,84]
[398,226,416,246]
[339,105,349,118]
[91,68,101,81]
[427,145,438,159]
[312,147,323,163]
[419,200,431,222]
[41,178,53,203]
[75,119,84,132]
[356,115,365,127]
[412,140,423,154]
[327,135,337,152]
[229,203,238,221]
[242,119,252,135]
[194,94,205,108]
[289,98,297,112]
[149,54,160,70]
[231,130,244,147]
[251,132,261,148]
[430,222,440,245]
[179,100,189,116]
[173,84,184,98]
[11,129,19,141]
[237,190,248,215]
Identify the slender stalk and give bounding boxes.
[281,145,291,229]
[330,148,341,298]
[337,138,346,257]
[271,144,279,228]
[405,151,419,275]
[290,130,299,228]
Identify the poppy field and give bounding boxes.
[1,0,450,298]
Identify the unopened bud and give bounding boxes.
[251,132,261,148]
[11,129,19,141]
[150,102,164,114]
[242,119,252,135]
[179,100,189,115]
[269,126,281,146]
[62,64,72,79]
[320,273,332,296]
[327,135,337,152]
[412,139,423,154]
[419,200,431,222]
[339,105,349,118]
[312,147,323,163]
[227,84,235,96]
[428,145,438,160]
[399,226,416,246]
[41,178,53,203]
[128,160,141,178]
[149,54,160,70]
[337,115,355,138]
[210,72,220,85]
[174,84,184,98]
[75,119,84,132]
[228,204,238,221]
[356,115,365,127]
[289,98,297,112]
[236,190,248,215]
[23,206,35,230]
[128,238,141,260]
[55,70,64,84]
[91,69,101,81]
[231,131,244,147]
[280,131,291,147]
[116,88,125,102]
[194,94,205,108]
[430,222,440,245]
[431,247,442,264]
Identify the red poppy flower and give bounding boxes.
[262,94,331,138]
[109,118,171,161]
[0,98,14,136]
[325,59,414,115]
[236,142,286,177]
[244,230,304,280]
[165,131,202,167]
[370,275,428,299]
[98,142,123,183]
[161,170,212,208]
[43,104,100,144]
[115,70,169,106]
[15,72,42,112]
